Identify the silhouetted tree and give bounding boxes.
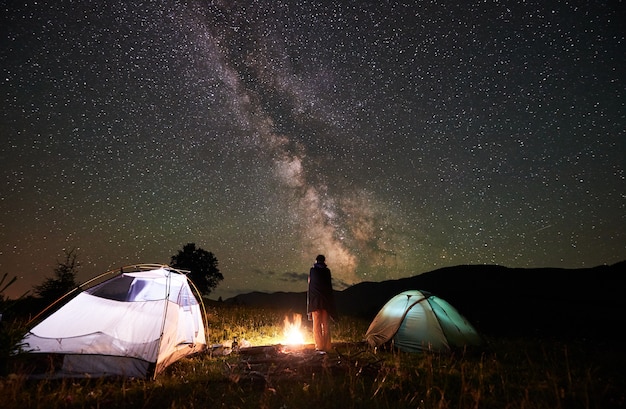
[0,272,20,374]
[0,272,27,376]
[33,248,79,302]
[0,273,18,305]
[170,243,223,296]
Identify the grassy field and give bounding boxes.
[2,303,625,409]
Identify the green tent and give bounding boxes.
[365,290,482,352]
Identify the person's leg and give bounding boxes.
[312,310,323,350]
[320,309,331,351]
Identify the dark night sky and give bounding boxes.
[1,0,624,300]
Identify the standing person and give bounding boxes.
[307,254,337,352]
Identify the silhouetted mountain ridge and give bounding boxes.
[224,262,625,338]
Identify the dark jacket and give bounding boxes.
[307,262,337,319]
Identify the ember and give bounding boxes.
[283,313,305,345]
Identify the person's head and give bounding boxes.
[315,254,326,263]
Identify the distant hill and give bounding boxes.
[224,261,626,338]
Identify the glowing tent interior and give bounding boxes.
[21,264,207,379]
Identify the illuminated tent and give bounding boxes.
[365,290,482,352]
[21,264,207,379]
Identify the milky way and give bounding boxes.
[1,0,624,299]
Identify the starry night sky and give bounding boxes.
[1,0,624,300]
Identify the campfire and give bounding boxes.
[282,313,305,345]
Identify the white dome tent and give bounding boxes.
[21,264,207,379]
[365,290,482,353]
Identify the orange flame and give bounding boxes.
[283,313,305,345]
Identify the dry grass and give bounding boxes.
[2,303,625,409]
